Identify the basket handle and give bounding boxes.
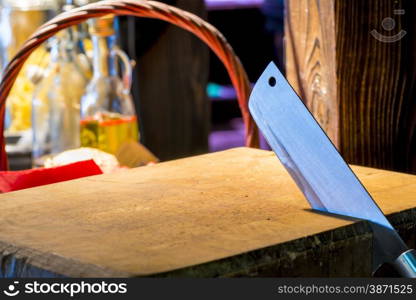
[0,0,259,170]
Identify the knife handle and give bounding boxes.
[392,249,416,278]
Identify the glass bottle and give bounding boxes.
[80,15,138,155]
[1,0,58,134]
[32,26,88,167]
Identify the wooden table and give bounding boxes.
[0,148,415,277]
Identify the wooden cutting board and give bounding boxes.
[0,148,415,277]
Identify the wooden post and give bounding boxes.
[285,0,416,173]
[124,0,209,161]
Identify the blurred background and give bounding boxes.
[2,0,415,176]
[0,0,284,170]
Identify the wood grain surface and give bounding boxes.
[0,148,415,277]
[285,0,416,173]
[133,0,210,161]
[285,0,338,145]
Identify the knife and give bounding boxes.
[248,62,416,277]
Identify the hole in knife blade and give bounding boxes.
[268,77,276,87]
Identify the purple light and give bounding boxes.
[205,0,264,10]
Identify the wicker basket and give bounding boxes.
[0,0,259,170]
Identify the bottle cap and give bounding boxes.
[88,15,116,37]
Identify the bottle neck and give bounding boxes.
[91,34,117,78]
[48,29,77,65]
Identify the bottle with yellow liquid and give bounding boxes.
[80,15,139,155]
[1,0,58,134]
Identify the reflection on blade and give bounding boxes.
[248,62,393,230]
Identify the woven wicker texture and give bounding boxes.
[0,0,259,170]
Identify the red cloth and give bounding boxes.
[0,160,103,193]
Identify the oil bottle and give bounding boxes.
[80,15,138,155]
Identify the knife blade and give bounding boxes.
[248,62,416,277]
